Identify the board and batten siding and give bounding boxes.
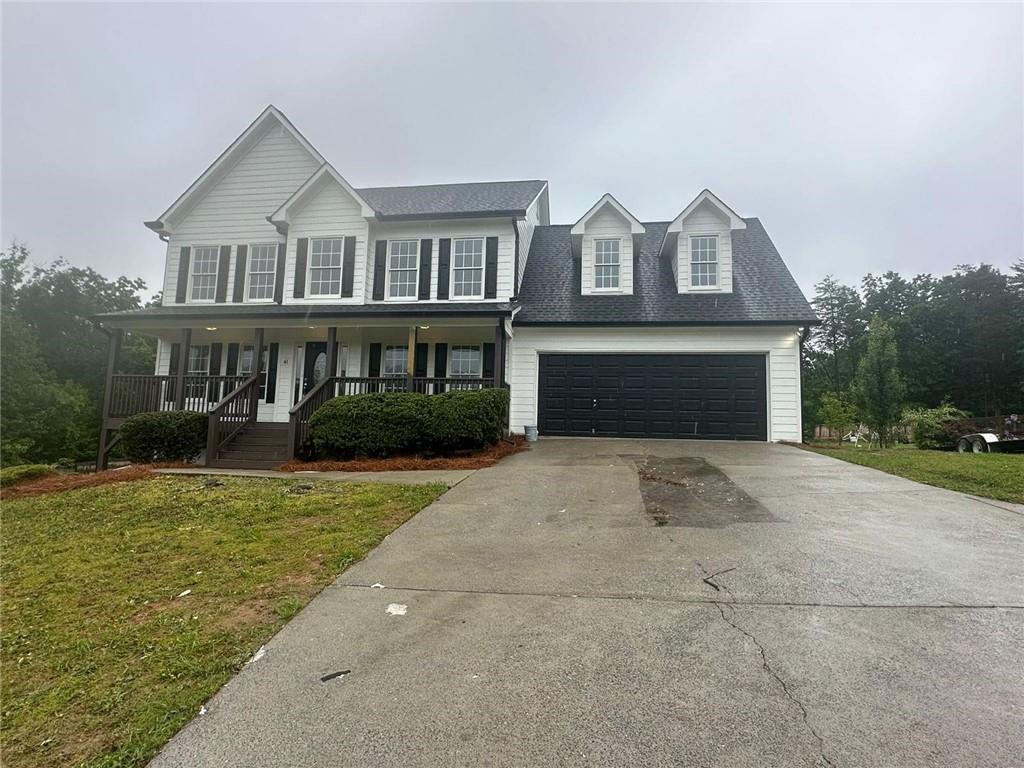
[282,180,370,303]
[162,124,320,304]
[365,219,516,302]
[580,207,634,296]
[507,326,803,441]
[676,202,734,294]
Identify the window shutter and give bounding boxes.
[341,236,356,297]
[175,247,191,303]
[274,243,286,304]
[414,343,428,377]
[293,238,308,299]
[264,343,279,402]
[372,241,387,300]
[482,342,495,380]
[368,343,382,377]
[433,343,447,378]
[166,343,181,402]
[484,237,498,299]
[233,246,248,302]
[225,343,239,376]
[437,239,451,300]
[418,239,432,300]
[215,246,231,303]
[207,343,223,401]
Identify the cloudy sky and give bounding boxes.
[2,2,1021,300]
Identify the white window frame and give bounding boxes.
[593,238,621,291]
[689,235,719,289]
[382,345,409,376]
[186,344,211,399]
[245,243,278,303]
[307,237,345,298]
[386,240,420,300]
[450,237,485,300]
[449,345,482,378]
[238,344,269,399]
[188,246,220,303]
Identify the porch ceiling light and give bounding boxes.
[205,326,217,331]
[419,325,430,330]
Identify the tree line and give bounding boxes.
[803,260,1024,439]
[1,244,157,465]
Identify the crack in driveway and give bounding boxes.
[697,562,836,768]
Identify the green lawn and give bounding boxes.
[1,475,445,768]
[806,443,1024,503]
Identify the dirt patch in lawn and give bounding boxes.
[0,464,186,500]
[632,456,777,528]
[279,435,528,473]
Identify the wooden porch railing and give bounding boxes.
[206,375,260,464]
[286,375,498,459]
[109,374,250,418]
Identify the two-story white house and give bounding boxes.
[96,106,817,468]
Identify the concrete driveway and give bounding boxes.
[151,439,1024,768]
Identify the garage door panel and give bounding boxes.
[538,354,767,441]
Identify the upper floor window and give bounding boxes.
[450,345,482,377]
[309,238,343,297]
[189,246,219,302]
[247,244,277,301]
[383,345,408,376]
[388,240,419,299]
[690,236,718,287]
[452,238,484,298]
[594,239,620,290]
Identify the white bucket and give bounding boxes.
[524,425,539,442]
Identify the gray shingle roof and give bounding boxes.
[97,302,513,325]
[515,219,817,325]
[356,180,546,219]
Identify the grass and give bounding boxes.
[0,463,57,488]
[1,475,445,768]
[805,442,1024,503]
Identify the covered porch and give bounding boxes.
[95,304,512,468]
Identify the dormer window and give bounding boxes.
[594,239,621,290]
[690,236,718,287]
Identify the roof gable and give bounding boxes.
[571,193,645,235]
[268,162,375,232]
[667,189,747,232]
[145,105,325,236]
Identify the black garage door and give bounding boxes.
[538,354,768,441]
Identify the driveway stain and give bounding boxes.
[629,456,777,528]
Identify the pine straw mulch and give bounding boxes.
[1,464,187,500]
[278,435,529,473]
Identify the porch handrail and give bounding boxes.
[206,374,260,463]
[287,376,341,460]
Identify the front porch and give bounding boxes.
[96,309,510,468]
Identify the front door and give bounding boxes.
[302,342,329,395]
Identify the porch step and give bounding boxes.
[208,422,290,470]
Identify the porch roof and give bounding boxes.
[95,302,514,328]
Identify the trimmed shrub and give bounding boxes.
[903,403,971,450]
[0,463,57,488]
[119,411,207,463]
[309,388,510,459]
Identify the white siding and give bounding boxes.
[507,326,803,441]
[516,187,546,293]
[282,179,370,303]
[580,206,634,296]
[676,201,734,294]
[365,219,516,302]
[163,124,320,304]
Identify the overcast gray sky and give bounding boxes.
[3,2,1021,300]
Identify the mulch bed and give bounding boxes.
[1,464,186,500]
[278,435,529,473]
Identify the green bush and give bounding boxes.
[309,388,510,459]
[903,403,971,450]
[119,411,207,463]
[0,463,57,488]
